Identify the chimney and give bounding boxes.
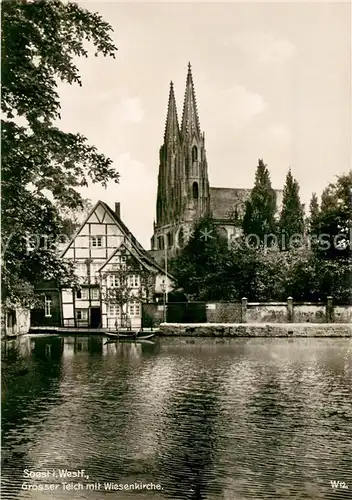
[115,202,121,218]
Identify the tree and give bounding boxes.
[242,159,277,244]
[100,252,154,329]
[170,217,232,301]
[311,172,352,259]
[308,192,320,232]
[2,0,119,306]
[278,169,305,249]
[60,199,93,239]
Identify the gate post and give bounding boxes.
[241,297,247,323]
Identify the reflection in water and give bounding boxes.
[1,336,352,500]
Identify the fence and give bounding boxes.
[142,297,351,326]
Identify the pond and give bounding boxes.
[2,335,352,499]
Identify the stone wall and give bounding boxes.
[2,307,30,337]
[334,306,352,323]
[142,299,352,326]
[246,303,287,323]
[293,304,326,323]
[160,323,352,337]
[206,302,242,323]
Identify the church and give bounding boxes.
[150,64,283,265]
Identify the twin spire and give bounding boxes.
[164,63,201,144]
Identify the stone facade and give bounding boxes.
[150,64,283,265]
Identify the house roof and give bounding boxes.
[99,202,172,277]
[61,200,173,279]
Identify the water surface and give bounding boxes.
[2,335,352,499]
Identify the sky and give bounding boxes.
[58,1,351,248]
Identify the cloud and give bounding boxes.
[229,33,297,65]
[221,85,267,129]
[117,97,145,123]
[265,124,291,143]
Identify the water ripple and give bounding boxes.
[2,336,352,500]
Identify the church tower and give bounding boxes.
[151,64,210,262]
[180,63,210,226]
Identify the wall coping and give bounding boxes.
[160,322,352,328]
[247,302,287,306]
[147,301,352,307]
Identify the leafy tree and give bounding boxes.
[2,0,119,306]
[100,252,154,329]
[60,199,93,239]
[242,159,277,244]
[170,218,232,300]
[311,172,352,259]
[278,169,305,248]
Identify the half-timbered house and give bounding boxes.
[60,201,173,329]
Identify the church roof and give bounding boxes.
[210,186,284,221]
[210,187,251,220]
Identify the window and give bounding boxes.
[108,304,120,317]
[128,274,140,288]
[91,288,99,300]
[192,145,198,162]
[129,302,141,316]
[218,227,228,241]
[76,309,88,321]
[91,236,102,247]
[121,255,126,263]
[44,295,52,317]
[76,288,88,300]
[108,275,120,288]
[192,182,199,199]
[178,227,184,248]
[167,232,173,248]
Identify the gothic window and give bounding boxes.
[192,145,198,162]
[192,182,199,199]
[218,226,228,241]
[178,227,184,248]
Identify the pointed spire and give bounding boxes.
[164,81,180,144]
[181,62,201,138]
